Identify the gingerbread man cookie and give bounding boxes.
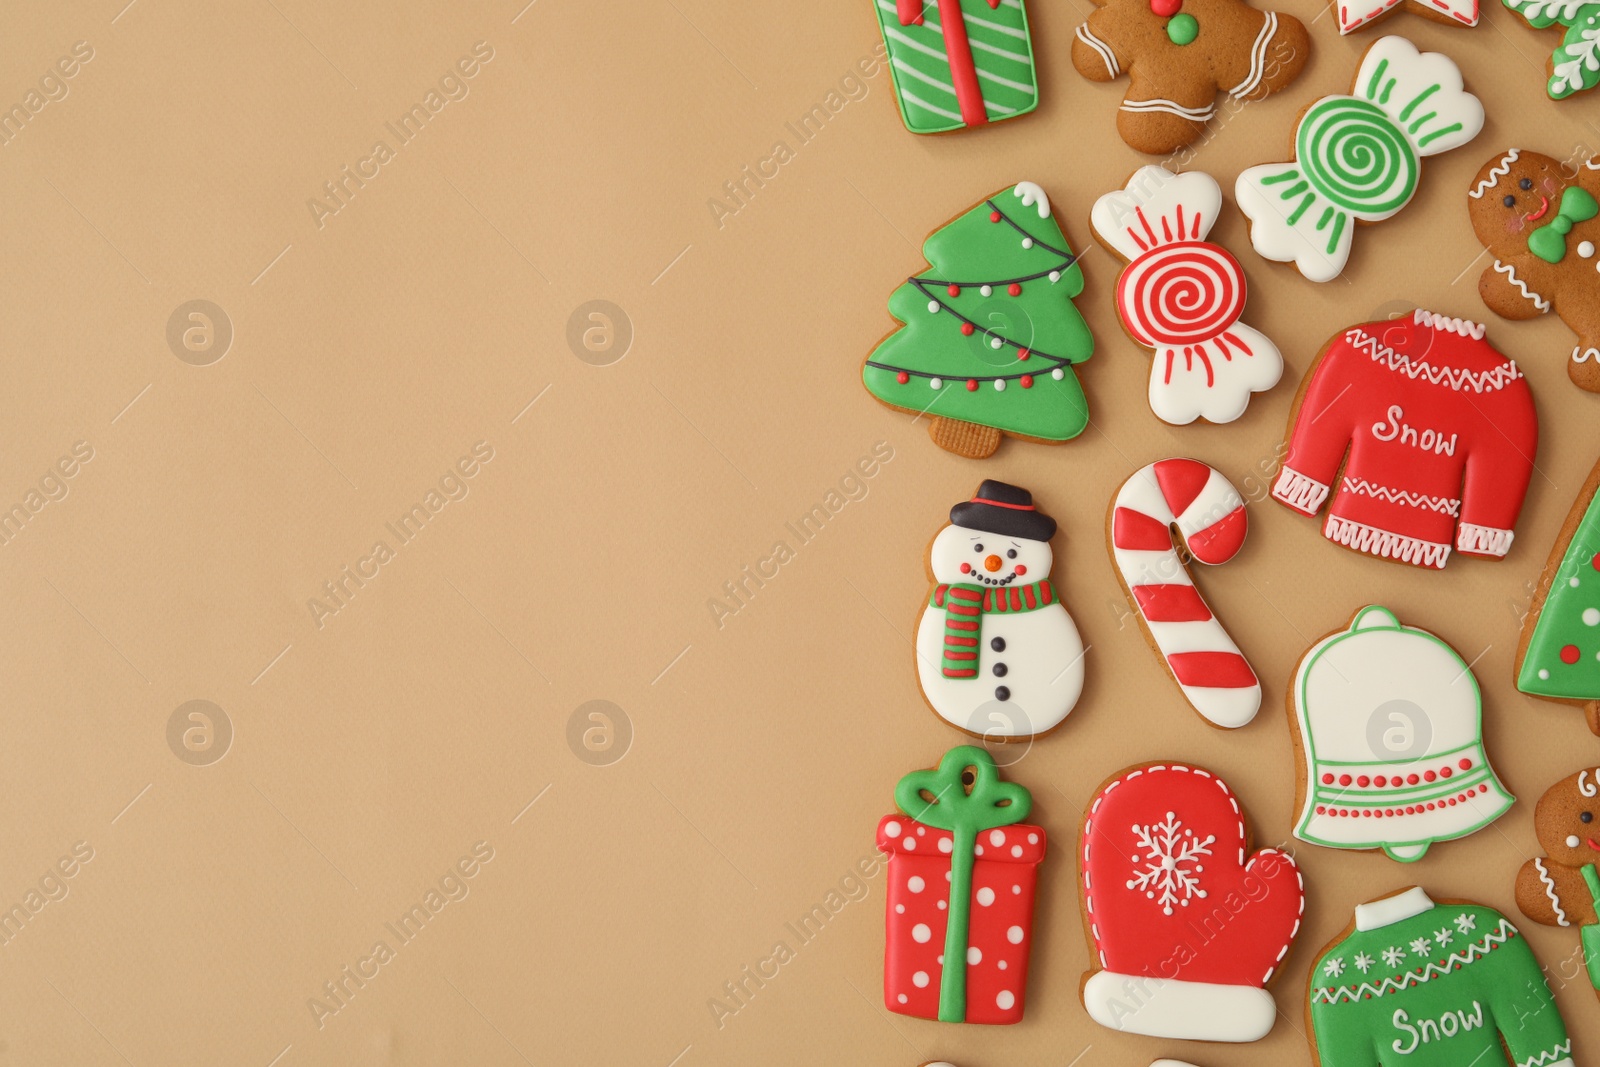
[1514,767,1600,1003]
[1468,149,1600,392]
[1071,0,1310,155]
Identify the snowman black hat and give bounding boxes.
[949,481,1056,543]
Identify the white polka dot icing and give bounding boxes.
[884,821,902,838]
[907,876,925,893]
[1007,925,1024,944]
[990,830,1006,846]
[996,990,1015,1009]
[912,923,931,943]
[976,887,996,906]
[913,970,930,987]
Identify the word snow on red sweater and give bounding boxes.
[1272,311,1537,570]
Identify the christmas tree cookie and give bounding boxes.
[861,181,1094,459]
[1290,606,1514,862]
[1503,0,1600,100]
[1516,458,1600,734]
[878,746,1045,1024]
[873,0,1040,134]
[1308,887,1575,1067]
[1513,766,1600,1000]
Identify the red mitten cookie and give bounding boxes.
[1080,763,1304,1042]
[1468,149,1600,392]
[1071,0,1309,155]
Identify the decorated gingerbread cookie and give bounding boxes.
[1079,763,1304,1042]
[1468,149,1600,391]
[1070,0,1308,155]
[916,481,1084,741]
[1237,36,1483,283]
[1516,459,1600,734]
[1333,0,1478,33]
[873,0,1040,134]
[1503,0,1600,100]
[1091,166,1282,424]
[1107,459,1261,729]
[879,746,1044,1024]
[1514,767,1600,1001]
[1271,310,1537,570]
[862,182,1094,459]
[1308,887,1576,1067]
[1290,606,1514,863]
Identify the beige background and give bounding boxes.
[1,1,1597,1064]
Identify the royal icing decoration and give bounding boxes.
[879,746,1044,1024]
[862,182,1094,459]
[1068,0,1309,155]
[1109,459,1260,728]
[1468,148,1600,393]
[1091,166,1282,424]
[1309,888,1576,1067]
[1335,0,1478,34]
[916,481,1085,740]
[1503,0,1600,100]
[1516,459,1600,734]
[1271,310,1537,569]
[874,0,1040,135]
[1236,36,1483,282]
[1291,606,1514,862]
[1513,768,1600,996]
[1080,763,1304,1042]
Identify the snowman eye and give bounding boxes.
[1519,178,1533,190]
[1007,549,1017,559]
[973,543,984,552]
[1503,195,1517,208]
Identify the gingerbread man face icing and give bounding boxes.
[1469,149,1600,391]
[1514,769,1600,999]
[1504,0,1600,100]
[1070,0,1310,155]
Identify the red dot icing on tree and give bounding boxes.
[897,372,910,384]
[949,284,961,297]
[1020,375,1033,388]
[960,322,975,336]
[1561,644,1581,664]
[966,379,978,391]
[1008,283,1022,296]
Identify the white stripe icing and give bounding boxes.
[1076,24,1119,77]
[1469,148,1520,199]
[1120,98,1216,121]
[1493,259,1551,311]
[1228,13,1276,98]
[1533,858,1570,927]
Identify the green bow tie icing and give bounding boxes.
[894,746,1032,1022]
[1529,185,1599,262]
[1235,37,1483,283]
[1504,0,1600,100]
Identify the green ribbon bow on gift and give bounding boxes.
[1529,186,1599,263]
[895,745,1032,1023]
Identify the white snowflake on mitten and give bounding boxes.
[1324,957,1345,977]
[1410,937,1433,957]
[1382,946,1407,967]
[1434,928,1453,947]
[1354,952,1374,973]
[1455,913,1477,935]
[1125,810,1215,916]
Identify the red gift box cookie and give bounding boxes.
[1079,762,1304,1042]
[879,746,1044,1024]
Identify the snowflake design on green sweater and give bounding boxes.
[1410,936,1433,957]
[1325,957,1345,977]
[1434,927,1453,947]
[1505,0,1600,99]
[1354,952,1374,974]
[1382,945,1406,967]
[1455,912,1477,935]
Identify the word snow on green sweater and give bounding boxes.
[1309,888,1573,1067]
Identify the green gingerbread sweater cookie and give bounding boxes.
[1309,888,1573,1067]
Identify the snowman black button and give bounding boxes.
[993,663,1007,677]
[991,637,1005,652]
[995,686,1010,701]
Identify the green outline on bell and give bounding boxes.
[1292,605,1513,862]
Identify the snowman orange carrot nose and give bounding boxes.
[984,555,1003,572]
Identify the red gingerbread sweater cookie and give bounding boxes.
[1272,310,1538,570]
[1071,0,1309,155]
[1468,148,1600,392]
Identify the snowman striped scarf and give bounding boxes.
[930,579,1055,677]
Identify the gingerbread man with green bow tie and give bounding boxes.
[1468,148,1600,392]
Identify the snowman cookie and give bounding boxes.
[1079,762,1305,1042]
[915,481,1085,741]
[1290,606,1514,862]
[1514,766,1600,1001]
[1468,149,1600,392]
[1090,166,1283,425]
